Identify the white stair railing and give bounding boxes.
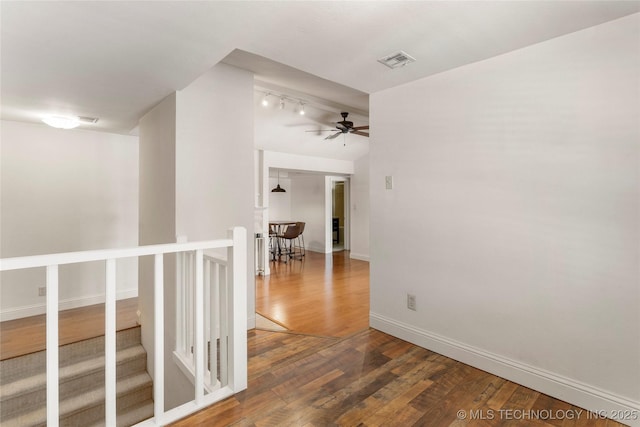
[174,251,231,392]
[0,226,247,427]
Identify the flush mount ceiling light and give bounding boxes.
[378,50,416,69]
[42,115,81,129]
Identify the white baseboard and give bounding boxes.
[0,289,139,322]
[349,253,370,262]
[307,244,328,253]
[247,313,256,330]
[370,313,640,427]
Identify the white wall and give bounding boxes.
[350,155,370,261]
[370,14,640,421]
[268,177,292,220]
[0,120,138,320]
[290,175,327,253]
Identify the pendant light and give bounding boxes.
[271,170,286,193]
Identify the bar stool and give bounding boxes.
[277,224,301,262]
[295,222,306,257]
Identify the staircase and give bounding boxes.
[0,326,154,427]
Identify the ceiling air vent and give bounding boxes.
[378,51,416,69]
[78,116,99,124]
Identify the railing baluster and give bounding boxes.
[105,259,117,426]
[154,254,165,424]
[176,252,184,355]
[46,265,59,427]
[219,263,228,387]
[210,261,219,387]
[228,227,247,391]
[204,259,211,386]
[187,252,194,364]
[194,250,204,403]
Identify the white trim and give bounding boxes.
[370,313,640,427]
[133,386,235,427]
[247,313,256,330]
[349,253,370,262]
[0,288,138,322]
[0,239,233,271]
[307,244,329,254]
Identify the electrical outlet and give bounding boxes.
[38,286,46,297]
[407,294,416,311]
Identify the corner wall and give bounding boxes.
[138,62,256,410]
[370,14,639,421]
[175,62,256,331]
[137,93,194,408]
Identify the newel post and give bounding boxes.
[227,226,248,392]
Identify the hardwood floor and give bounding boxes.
[256,250,370,337]
[172,328,624,427]
[176,250,623,426]
[0,298,138,360]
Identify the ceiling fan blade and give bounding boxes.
[351,130,369,137]
[324,132,342,140]
[306,129,337,132]
[351,125,369,131]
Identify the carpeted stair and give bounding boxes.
[0,326,154,426]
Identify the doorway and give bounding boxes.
[331,178,349,252]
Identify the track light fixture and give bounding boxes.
[258,90,312,117]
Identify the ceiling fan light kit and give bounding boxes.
[306,112,369,141]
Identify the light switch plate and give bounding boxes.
[385,176,393,190]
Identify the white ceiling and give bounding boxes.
[2,1,639,157]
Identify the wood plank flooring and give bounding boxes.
[172,328,624,427]
[179,252,624,426]
[256,250,370,337]
[0,298,138,360]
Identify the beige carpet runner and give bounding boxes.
[0,326,154,426]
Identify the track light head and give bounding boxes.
[261,93,270,107]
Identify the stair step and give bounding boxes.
[0,327,142,386]
[0,326,154,427]
[1,371,153,427]
[0,344,147,407]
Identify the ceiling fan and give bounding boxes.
[307,112,369,140]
